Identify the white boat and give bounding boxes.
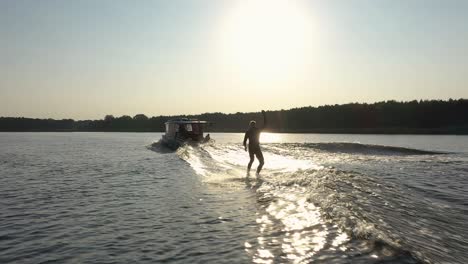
[161,119,211,150]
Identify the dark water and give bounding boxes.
[1,133,467,263]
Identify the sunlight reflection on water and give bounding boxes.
[260,132,283,143]
[248,186,350,263]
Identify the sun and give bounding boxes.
[217,0,315,79]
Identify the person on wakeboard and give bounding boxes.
[243,110,267,175]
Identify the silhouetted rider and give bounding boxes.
[243,110,267,175]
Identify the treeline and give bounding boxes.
[1,99,468,134]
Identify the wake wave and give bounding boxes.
[277,142,445,155]
[176,142,423,262]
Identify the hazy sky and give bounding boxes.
[1,0,467,119]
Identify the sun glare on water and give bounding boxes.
[261,132,282,143]
[218,0,315,79]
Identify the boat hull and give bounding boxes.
[161,135,182,150]
[161,134,209,150]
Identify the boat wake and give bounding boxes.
[174,142,445,263]
[269,142,446,156]
[147,140,174,154]
[148,138,216,154]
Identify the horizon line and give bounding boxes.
[1,98,466,121]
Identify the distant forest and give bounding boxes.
[1,99,468,134]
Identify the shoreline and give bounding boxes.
[1,130,467,135]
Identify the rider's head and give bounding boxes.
[249,120,256,128]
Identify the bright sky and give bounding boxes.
[1,0,467,119]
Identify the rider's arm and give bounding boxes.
[261,110,267,130]
[243,131,248,150]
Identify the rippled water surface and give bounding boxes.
[1,133,467,263]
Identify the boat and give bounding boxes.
[161,118,211,150]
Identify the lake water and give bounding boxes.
[1,132,467,263]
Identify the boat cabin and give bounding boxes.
[164,119,209,142]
